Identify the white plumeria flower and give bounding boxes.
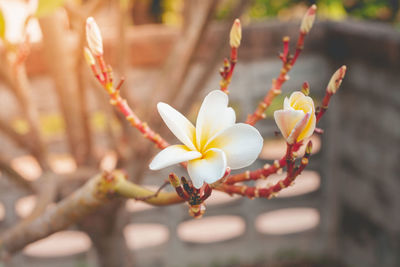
[274,91,316,144]
[149,90,263,189]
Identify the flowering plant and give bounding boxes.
[0,3,347,261]
[79,4,346,218]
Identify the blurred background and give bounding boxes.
[0,0,399,266]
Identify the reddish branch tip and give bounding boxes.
[116,77,125,91]
[301,81,310,95]
[305,140,313,154]
[281,36,290,62]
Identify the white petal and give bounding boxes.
[289,92,315,114]
[274,109,305,139]
[187,148,227,189]
[283,97,291,110]
[205,123,263,169]
[157,103,196,151]
[287,112,310,144]
[289,91,305,104]
[297,112,316,142]
[149,145,201,170]
[196,90,235,149]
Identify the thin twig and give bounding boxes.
[217,141,312,198]
[133,180,169,201]
[0,155,35,193]
[178,0,250,113]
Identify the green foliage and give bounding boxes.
[342,0,396,21]
[248,0,302,19]
[35,0,65,18]
[147,0,400,25]
[161,0,183,25]
[216,0,400,23]
[0,8,5,40]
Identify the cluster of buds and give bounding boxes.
[169,174,212,218]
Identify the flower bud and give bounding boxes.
[86,17,103,56]
[301,81,310,96]
[300,4,317,34]
[230,19,242,48]
[305,140,313,155]
[168,173,181,188]
[83,47,95,66]
[274,91,316,144]
[327,65,347,94]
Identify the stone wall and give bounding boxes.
[324,21,400,267]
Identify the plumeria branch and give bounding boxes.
[223,142,303,185]
[0,155,35,193]
[0,134,308,257]
[219,19,241,93]
[285,143,296,178]
[0,117,39,156]
[223,65,343,188]
[246,4,317,125]
[178,0,250,115]
[316,65,347,122]
[85,18,168,150]
[0,170,184,258]
[81,5,340,221]
[0,23,62,241]
[0,36,49,170]
[132,180,170,201]
[217,141,312,198]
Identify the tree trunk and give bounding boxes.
[78,200,133,267]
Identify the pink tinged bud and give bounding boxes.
[327,65,347,94]
[230,19,242,48]
[83,47,95,66]
[86,17,103,56]
[300,4,317,34]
